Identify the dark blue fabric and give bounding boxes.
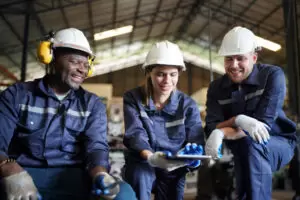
[205,64,296,140]
[123,87,204,156]
[123,87,204,199]
[205,64,297,200]
[0,75,109,170]
[123,159,187,200]
[24,167,137,200]
[226,136,295,200]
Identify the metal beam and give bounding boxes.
[58,0,70,27]
[32,5,47,35]
[21,0,32,81]
[87,1,96,51]
[0,64,19,81]
[210,0,258,45]
[161,0,183,38]
[127,0,142,48]
[174,0,205,41]
[144,0,163,41]
[1,5,192,54]
[111,0,118,52]
[192,0,229,41]
[0,13,36,60]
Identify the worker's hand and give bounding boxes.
[235,114,270,144]
[177,143,204,168]
[91,172,120,200]
[147,151,186,171]
[205,129,224,159]
[1,171,42,200]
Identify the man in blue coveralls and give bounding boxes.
[204,26,296,200]
[0,28,136,200]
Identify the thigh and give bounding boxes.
[24,167,90,200]
[154,168,187,200]
[114,182,137,200]
[267,136,295,172]
[123,160,155,200]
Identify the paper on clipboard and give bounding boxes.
[166,154,212,161]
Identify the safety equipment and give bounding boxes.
[205,129,224,159]
[142,40,186,71]
[147,151,186,171]
[91,172,120,200]
[1,171,42,200]
[37,28,95,77]
[218,26,260,56]
[177,143,204,168]
[235,114,270,144]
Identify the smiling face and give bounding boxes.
[224,52,257,83]
[149,65,179,97]
[52,48,90,91]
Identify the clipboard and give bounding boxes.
[166,154,212,161]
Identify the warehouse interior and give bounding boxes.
[0,0,300,199]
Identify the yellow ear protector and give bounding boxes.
[37,32,95,77]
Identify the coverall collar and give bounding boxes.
[221,64,260,88]
[37,75,80,100]
[146,90,179,115]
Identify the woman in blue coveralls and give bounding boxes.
[122,41,205,200]
[204,26,297,200]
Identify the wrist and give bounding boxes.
[0,162,24,178]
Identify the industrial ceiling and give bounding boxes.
[0,0,297,89]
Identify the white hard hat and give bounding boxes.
[142,40,186,71]
[218,26,260,56]
[53,28,93,56]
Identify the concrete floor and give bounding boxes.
[183,190,295,200]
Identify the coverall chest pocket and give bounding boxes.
[62,115,87,154]
[166,118,185,140]
[245,97,260,113]
[17,112,46,137]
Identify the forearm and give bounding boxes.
[0,161,24,178]
[89,165,108,179]
[140,149,153,160]
[219,127,245,139]
[216,117,236,129]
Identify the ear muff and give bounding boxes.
[37,41,53,64]
[87,56,95,77]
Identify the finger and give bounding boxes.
[184,143,192,152]
[254,131,263,144]
[92,189,102,196]
[259,126,269,142]
[191,143,197,151]
[197,145,203,154]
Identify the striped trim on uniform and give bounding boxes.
[165,118,185,128]
[244,89,264,101]
[20,104,91,117]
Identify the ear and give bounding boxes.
[252,53,258,63]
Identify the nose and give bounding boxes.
[163,74,171,83]
[231,58,239,68]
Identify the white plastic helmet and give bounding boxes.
[218,26,260,56]
[52,28,93,56]
[142,40,186,71]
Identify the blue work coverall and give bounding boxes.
[0,76,135,200]
[205,64,296,200]
[123,87,204,200]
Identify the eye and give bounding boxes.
[156,72,164,77]
[225,57,233,62]
[170,72,178,77]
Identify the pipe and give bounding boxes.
[0,64,19,81]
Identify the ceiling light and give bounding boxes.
[94,25,133,41]
[255,36,281,52]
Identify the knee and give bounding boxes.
[114,182,137,200]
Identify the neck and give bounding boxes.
[153,92,171,110]
[48,75,70,94]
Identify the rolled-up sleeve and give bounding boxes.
[123,92,153,153]
[253,68,286,128]
[0,85,19,158]
[205,82,224,137]
[84,98,109,170]
[185,100,205,145]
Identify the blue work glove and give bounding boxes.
[91,172,120,200]
[177,143,204,168]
